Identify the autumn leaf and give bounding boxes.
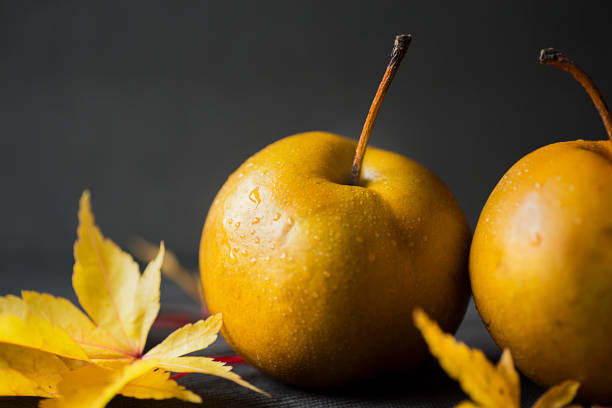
[38,361,157,408]
[130,236,203,304]
[19,291,125,360]
[0,191,265,407]
[531,381,581,408]
[0,296,89,361]
[72,192,163,356]
[413,308,580,408]
[0,343,69,397]
[413,308,519,407]
[119,369,201,403]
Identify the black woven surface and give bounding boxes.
[0,254,547,407]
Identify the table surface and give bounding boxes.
[0,253,548,407]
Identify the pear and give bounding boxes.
[200,35,471,386]
[470,48,612,403]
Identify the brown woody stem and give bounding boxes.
[539,48,612,144]
[350,34,412,185]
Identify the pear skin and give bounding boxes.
[200,132,471,386]
[471,140,612,402]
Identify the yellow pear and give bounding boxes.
[200,35,471,386]
[470,48,612,403]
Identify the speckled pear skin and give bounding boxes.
[470,140,612,403]
[200,132,471,387]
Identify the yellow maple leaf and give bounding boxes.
[130,236,204,304]
[0,296,89,361]
[73,192,164,356]
[413,308,580,408]
[0,191,265,406]
[119,369,201,403]
[145,314,222,359]
[38,360,156,408]
[531,381,581,408]
[19,291,125,360]
[0,343,68,397]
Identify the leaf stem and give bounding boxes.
[539,48,612,145]
[350,34,412,186]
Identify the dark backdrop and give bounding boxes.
[1,1,611,271]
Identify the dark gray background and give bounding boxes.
[2,1,612,258]
[0,2,611,406]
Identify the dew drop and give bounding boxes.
[323,271,331,278]
[239,233,246,239]
[235,221,240,228]
[535,182,541,189]
[249,257,256,263]
[264,256,270,262]
[530,232,542,246]
[273,213,281,221]
[241,249,248,256]
[287,217,294,225]
[254,237,260,244]
[248,188,261,207]
[252,217,261,224]
[269,243,276,249]
[229,248,236,260]
[228,218,233,225]
[280,252,287,259]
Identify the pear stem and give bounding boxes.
[539,48,612,144]
[350,34,412,186]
